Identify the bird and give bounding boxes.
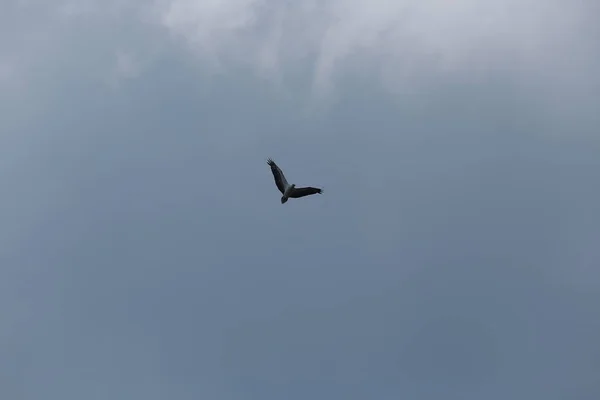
[266,158,323,204]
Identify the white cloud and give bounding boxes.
[2,0,598,106]
[155,0,596,98]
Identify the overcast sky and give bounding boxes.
[2,1,600,399]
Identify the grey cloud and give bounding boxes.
[1,1,599,400]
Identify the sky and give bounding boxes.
[1,1,600,399]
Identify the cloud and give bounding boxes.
[155,0,598,99]
[1,2,599,399]
[3,0,598,106]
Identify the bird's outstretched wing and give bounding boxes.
[289,186,323,198]
[266,158,289,194]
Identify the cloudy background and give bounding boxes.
[2,0,600,399]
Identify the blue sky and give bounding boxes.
[1,1,599,399]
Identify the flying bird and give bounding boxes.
[267,158,323,204]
